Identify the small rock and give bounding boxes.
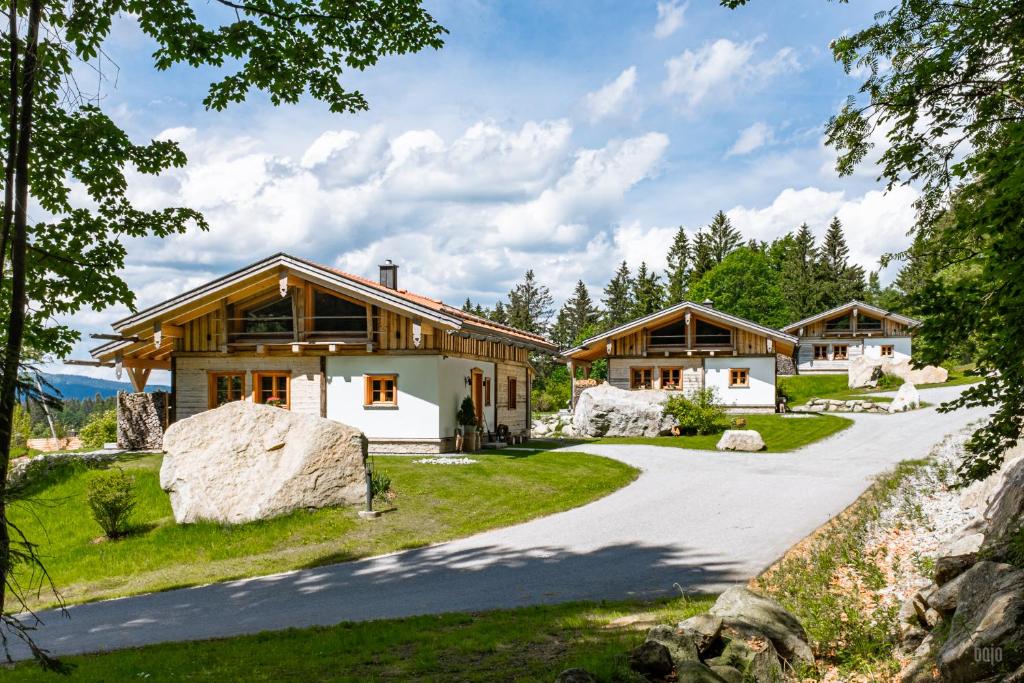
[554,668,597,683]
[715,430,766,452]
[947,532,984,556]
[646,624,699,666]
[934,553,978,586]
[708,664,743,683]
[930,571,968,615]
[708,587,814,665]
[677,613,724,655]
[675,660,730,682]
[628,640,673,679]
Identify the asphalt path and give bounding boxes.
[6,385,987,660]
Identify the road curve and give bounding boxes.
[5,385,987,660]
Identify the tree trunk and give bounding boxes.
[0,0,18,286]
[0,0,41,618]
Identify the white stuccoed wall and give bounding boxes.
[862,337,912,360]
[703,356,776,407]
[325,356,441,439]
[438,357,496,437]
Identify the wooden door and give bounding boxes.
[471,369,483,426]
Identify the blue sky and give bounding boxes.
[59,0,917,378]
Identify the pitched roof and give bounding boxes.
[563,300,798,359]
[93,253,556,356]
[780,300,920,333]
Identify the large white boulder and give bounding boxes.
[888,381,921,413]
[848,355,948,388]
[572,383,675,438]
[848,355,884,388]
[161,401,367,524]
[716,430,766,452]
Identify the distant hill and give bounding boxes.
[42,373,170,400]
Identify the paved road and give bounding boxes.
[7,386,987,660]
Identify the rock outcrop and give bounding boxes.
[848,356,948,389]
[888,382,921,413]
[161,401,367,524]
[715,430,766,452]
[615,587,811,683]
[572,383,675,438]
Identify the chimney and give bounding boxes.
[379,259,398,290]
[702,298,714,309]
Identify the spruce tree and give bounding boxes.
[462,297,474,312]
[816,217,867,308]
[780,223,820,320]
[490,300,509,325]
[602,261,634,328]
[631,262,665,317]
[689,231,715,291]
[506,270,554,334]
[550,280,600,349]
[665,226,691,304]
[706,210,743,264]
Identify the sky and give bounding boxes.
[55,0,917,381]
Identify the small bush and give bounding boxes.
[456,396,477,427]
[370,469,396,507]
[663,388,727,435]
[80,408,117,449]
[87,469,137,539]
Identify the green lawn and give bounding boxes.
[595,412,851,452]
[11,449,636,611]
[779,366,982,407]
[1,596,715,682]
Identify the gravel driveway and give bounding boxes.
[6,385,988,660]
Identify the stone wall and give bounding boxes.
[117,391,168,450]
[776,352,797,376]
[26,436,82,452]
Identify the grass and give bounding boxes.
[779,365,983,407]
[595,413,852,452]
[752,458,934,679]
[10,449,637,611]
[0,595,716,682]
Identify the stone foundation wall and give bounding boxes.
[776,352,797,376]
[368,438,445,455]
[117,391,169,450]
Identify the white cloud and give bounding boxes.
[726,121,773,157]
[583,66,638,121]
[663,38,799,108]
[726,184,919,274]
[654,0,687,39]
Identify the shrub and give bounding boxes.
[663,388,727,435]
[456,396,477,428]
[370,468,396,507]
[87,469,137,539]
[80,408,117,448]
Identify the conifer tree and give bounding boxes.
[665,226,691,304]
[816,217,866,307]
[506,270,554,334]
[707,210,743,264]
[550,280,600,349]
[490,301,509,325]
[631,262,665,317]
[602,261,634,328]
[689,231,715,291]
[780,223,820,320]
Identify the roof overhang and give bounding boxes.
[563,301,798,360]
[780,300,920,333]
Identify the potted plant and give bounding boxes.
[457,396,478,451]
[265,396,284,408]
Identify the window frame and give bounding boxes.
[309,285,369,337]
[729,367,750,388]
[507,377,518,410]
[660,367,683,390]
[833,344,849,361]
[208,372,245,409]
[630,367,653,390]
[363,374,398,408]
[880,344,894,358]
[813,344,828,361]
[239,295,294,339]
[252,371,291,409]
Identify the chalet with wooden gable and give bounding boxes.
[781,300,919,374]
[87,253,556,453]
[563,301,798,410]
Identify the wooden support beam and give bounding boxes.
[153,322,184,348]
[279,268,290,297]
[127,367,152,393]
[90,333,140,342]
[64,359,115,368]
[291,343,301,354]
[328,344,338,353]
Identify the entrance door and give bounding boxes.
[471,369,484,427]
